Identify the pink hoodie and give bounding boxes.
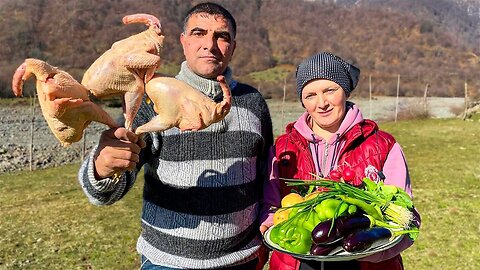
[261,103,420,263]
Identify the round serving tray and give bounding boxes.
[263,226,403,261]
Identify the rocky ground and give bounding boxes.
[0,97,465,174]
[0,105,122,173]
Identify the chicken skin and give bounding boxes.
[81,13,164,130]
[12,58,118,146]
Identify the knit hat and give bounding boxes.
[296,52,360,97]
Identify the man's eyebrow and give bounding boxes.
[189,27,206,34]
[214,30,232,39]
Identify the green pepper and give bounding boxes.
[290,210,321,232]
[338,195,384,221]
[303,211,322,232]
[287,206,303,219]
[348,204,358,215]
[269,225,283,244]
[314,198,346,219]
[314,204,327,221]
[283,226,313,254]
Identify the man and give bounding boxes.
[78,2,273,270]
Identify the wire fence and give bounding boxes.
[0,72,475,173]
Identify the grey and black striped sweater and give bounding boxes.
[78,62,273,269]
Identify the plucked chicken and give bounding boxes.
[135,75,232,135]
[12,58,118,146]
[81,13,164,130]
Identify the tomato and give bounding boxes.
[329,170,342,180]
[342,167,355,182]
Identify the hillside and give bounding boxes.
[0,0,478,100]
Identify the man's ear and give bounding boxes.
[231,40,237,57]
[180,32,186,46]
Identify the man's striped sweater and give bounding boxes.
[78,62,273,269]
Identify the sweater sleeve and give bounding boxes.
[77,97,155,205]
[358,142,421,262]
[77,146,140,205]
[260,147,283,227]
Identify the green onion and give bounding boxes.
[281,176,417,230]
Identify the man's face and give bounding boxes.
[180,13,236,79]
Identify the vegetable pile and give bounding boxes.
[268,177,420,256]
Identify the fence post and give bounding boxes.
[282,76,286,127]
[395,74,400,122]
[462,80,468,120]
[82,130,87,161]
[423,83,429,115]
[369,74,372,119]
[29,93,35,171]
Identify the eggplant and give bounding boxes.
[310,243,339,256]
[312,215,372,245]
[342,227,392,252]
[335,215,372,236]
[311,219,341,245]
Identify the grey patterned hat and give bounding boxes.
[296,52,360,97]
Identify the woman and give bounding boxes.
[260,52,420,270]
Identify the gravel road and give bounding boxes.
[0,96,464,174]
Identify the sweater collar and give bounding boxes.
[175,61,236,100]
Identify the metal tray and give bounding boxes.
[263,226,403,261]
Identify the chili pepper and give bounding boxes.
[337,195,384,221]
[283,226,313,254]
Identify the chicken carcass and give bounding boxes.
[12,58,118,146]
[81,13,164,130]
[134,75,232,135]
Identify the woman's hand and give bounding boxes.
[260,223,273,235]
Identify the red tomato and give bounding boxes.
[342,167,355,182]
[329,170,342,180]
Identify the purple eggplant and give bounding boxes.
[312,215,372,245]
[310,243,339,256]
[342,227,392,252]
[335,215,372,236]
[311,219,341,245]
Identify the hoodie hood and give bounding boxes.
[293,101,364,143]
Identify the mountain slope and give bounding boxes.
[0,0,477,100]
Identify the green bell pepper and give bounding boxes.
[269,223,289,248]
[283,226,313,254]
[314,198,349,219]
[297,211,321,232]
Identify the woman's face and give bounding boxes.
[301,79,348,134]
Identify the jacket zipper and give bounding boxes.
[322,141,329,175]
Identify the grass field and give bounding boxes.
[1,117,480,269]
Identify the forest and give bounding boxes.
[0,0,478,100]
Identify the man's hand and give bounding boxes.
[93,127,146,179]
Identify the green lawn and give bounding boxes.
[1,118,479,269]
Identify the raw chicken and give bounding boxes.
[135,75,232,135]
[12,58,118,146]
[81,13,164,130]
